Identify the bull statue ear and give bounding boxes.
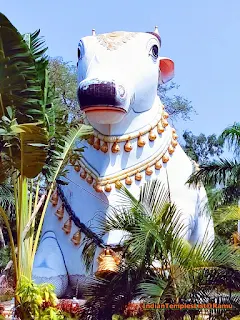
[159,57,174,84]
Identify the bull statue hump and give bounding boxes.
[32,30,214,298]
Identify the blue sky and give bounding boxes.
[2,0,240,138]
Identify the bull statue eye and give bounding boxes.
[78,40,84,60]
[78,48,81,60]
[151,45,159,59]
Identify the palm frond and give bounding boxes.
[43,123,93,183]
[213,205,240,226]
[0,182,14,209]
[81,236,97,273]
[221,122,240,156]
[81,266,146,320]
[23,30,58,139]
[187,158,240,187]
[206,184,240,210]
[80,180,240,318]
[137,277,168,302]
[23,30,48,63]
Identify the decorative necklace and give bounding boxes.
[71,107,178,193]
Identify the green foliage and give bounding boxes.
[48,57,79,120]
[42,123,92,183]
[209,203,239,242]
[158,82,195,121]
[112,315,124,320]
[0,246,11,270]
[221,122,240,156]
[182,130,224,164]
[0,15,43,124]
[188,158,239,187]
[0,13,49,179]
[0,293,14,302]
[81,180,240,320]
[188,122,240,206]
[0,181,14,210]
[16,276,71,320]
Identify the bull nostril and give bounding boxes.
[117,85,126,98]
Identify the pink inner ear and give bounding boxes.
[159,58,174,83]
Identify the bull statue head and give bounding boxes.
[77,29,174,125]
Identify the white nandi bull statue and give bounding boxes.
[33,28,214,297]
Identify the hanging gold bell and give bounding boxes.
[162,154,169,163]
[74,164,81,172]
[162,119,168,127]
[124,140,132,152]
[95,184,103,193]
[86,174,93,184]
[51,191,58,206]
[104,183,112,192]
[87,135,95,145]
[149,130,156,141]
[80,170,87,179]
[135,171,142,181]
[62,219,72,234]
[55,204,64,220]
[93,138,101,150]
[125,176,132,185]
[173,133,178,140]
[172,139,178,147]
[155,161,162,170]
[69,157,76,165]
[93,181,103,193]
[71,230,81,245]
[163,111,169,119]
[168,145,175,154]
[146,167,153,176]
[111,141,120,153]
[157,123,164,134]
[100,141,108,153]
[115,181,123,190]
[95,248,120,278]
[137,135,145,147]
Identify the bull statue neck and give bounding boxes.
[74,97,178,193]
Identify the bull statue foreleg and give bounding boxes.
[32,231,68,297]
[189,185,214,245]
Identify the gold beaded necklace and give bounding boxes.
[72,108,178,193]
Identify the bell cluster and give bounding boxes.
[50,184,105,247]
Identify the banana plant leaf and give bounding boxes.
[10,123,48,178]
[0,13,43,124]
[0,13,49,177]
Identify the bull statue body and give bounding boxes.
[33,30,214,297]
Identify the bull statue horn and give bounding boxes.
[154,26,159,35]
[92,29,96,36]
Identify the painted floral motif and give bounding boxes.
[97,32,138,50]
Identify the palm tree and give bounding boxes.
[188,123,240,204]
[80,180,240,320]
[0,12,93,308]
[188,123,240,239]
